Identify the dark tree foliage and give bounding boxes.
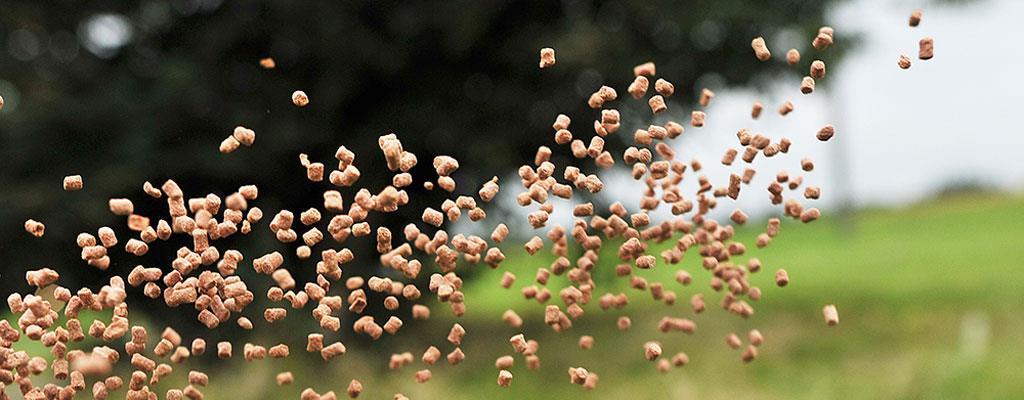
[0,0,841,337]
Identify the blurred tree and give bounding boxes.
[0,0,844,335]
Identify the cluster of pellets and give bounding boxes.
[901,10,933,69]
[4,12,943,399]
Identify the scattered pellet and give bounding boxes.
[778,101,794,116]
[775,269,790,287]
[691,111,705,127]
[63,175,84,191]
[751,37,771,61]
[810,60,826,79]
[655,79,675,97]
[628,76,649,99]
[233,126,256,146]
[801,76,815,94]
[823,304,839,326]
[898,55,912,69]
[742,345,758,363]
[292,90,310,107]
[539,48,556,68]
[748,330,764,346]
[909,9,923,27]
[649,95,666,114]
[578,335,594,350]
[633,62,656,76]
[786,49,800,65]
[24,219,45,237]
[699,88,715,107]
[800,208,821,223]
[813,29,834,50]
[497,370,513,388]
[919,37,934,60]
[643,341,662,360]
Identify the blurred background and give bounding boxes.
[1,0,1022,399]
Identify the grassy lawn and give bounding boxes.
[444,192,1024,399]
[8,193,1022,399]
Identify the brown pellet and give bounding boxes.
[188,371,209,386]
[813,31,833,50]
[220,136,240,153]
[321,342,347,360]
[495,355,514,370]
[292,90,310,107]
[730,209,748,225]
[578,335,594,350]
[414,369,432,383]
[751,102,764,119]
[232,126,256,146]
[801,157,815,171]
[346,380,363,398]
[800,208,821,223]
[742,345,758,363]
[817,124,835,141]
[24,219,45,238]
[898,55,912,69]
[919,37,934,60]
[691,111,705,127]
[725,333,742,349]
[497,370,513,388]
[654,79,675,97]
[217,342,232,359]
[447,323,466,345]
[422,208,444,227]
[801,76,815,94]
[617,316,631,331]
[633,61,656,76]
[823,304,840,326]
[643,341,662,360]
[699,88,715,107]
[509,333,528,353]
[751,37,771,61]
[748,329,765,346]
[786,49,800,65]
[502,309,523,327]
[775,269,790,287]
[649,95,667,114]
[810,60,826,79]
[447,347,466,365]
[552,114,571,131]
[412,304,430,320]
[63,175,84,191]
[909,9,923,27]
[539,47,556,68]
[276,372,294,386]
[628,76,649,99]
[422,346,441,365]
[778,101,794,116]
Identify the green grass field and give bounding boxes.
[9,193,1023,399]
[439,192,1024,399]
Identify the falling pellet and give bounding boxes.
[823,304,839,326]
[918,37,934,60]
[539,48,556,68]
[751,37,771,61]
